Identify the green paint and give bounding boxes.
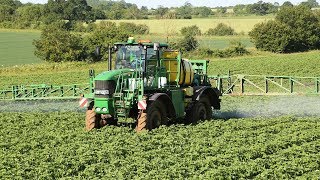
[95,69,133,81]
[94,98,114,115]
[171,89,185,117]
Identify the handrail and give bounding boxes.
[1,73,319,101]
[208,74,320,95]
[0,84,90,100]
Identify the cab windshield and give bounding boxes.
[115,45,158,69]
[116,45,143,69]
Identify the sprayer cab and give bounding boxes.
[113,38,168,70]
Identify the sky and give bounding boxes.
[19,0,312,8]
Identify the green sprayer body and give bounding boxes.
[83,37,222,130]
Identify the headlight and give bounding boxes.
[102,108,107,112]
[96,107,101,112]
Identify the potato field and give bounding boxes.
[1,113,319,179]
[0,96,320,179]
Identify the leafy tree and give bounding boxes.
[267,3,279,13]
[154,6,168,19]
[33,22,85,62]
[309,0,319,7]
[14,4,44,28]
[13,0,22,7]
[249,20,292,52]
[180,25,201,36]
[205,23,236,36]
[300,2,313,8]
[140,6,149,18]
[233,4,247,15]
[172,24,199,52]
[0,0,19,7]
[192,6,212,17]
[313,9,320,21]
[63,0,94,22]
[118,22,149,34]
[164,11,177,19]
[43,0,94,24]
[107,2,126,20]
[15,4,43,22]
[0,5,15,22]
[176,2,192,19]
[216,7,227,14]
[300,0,319,8]
[124,5,146,19]
[86,0,101,8]
[141,6,148,13]
[0,0,20,22]
[92,8,106,20]
[87,0,147,20]
[281,1,294,8]
[83,21,130,61]
[172,35,198,52]
[246,1,277,15]
[249,6,320,52]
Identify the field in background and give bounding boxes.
[0,30,41,66]
[109,16,273,35]
[0,16,273,66]
[0,30,253,67]
[137,34,253,49]
[1,50,320,88]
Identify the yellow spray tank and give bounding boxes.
[162,51,194,86]
[179,59,194,86]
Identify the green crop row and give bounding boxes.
[0,110,319,179]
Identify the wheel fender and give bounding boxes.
[149,93,176,118]
[193,86,221,109]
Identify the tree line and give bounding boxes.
[1,0,319,30]
[233,0,318,15]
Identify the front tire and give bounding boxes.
[85,108,101,131]
[136,100,167,132]
[85,103,116,131]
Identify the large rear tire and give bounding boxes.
[186,95,212,124]
[136,100,167,132]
